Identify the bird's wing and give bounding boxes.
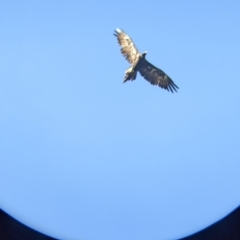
[114,28,140,65]
[138,59,179,93]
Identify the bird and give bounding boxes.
[114,28,179,93]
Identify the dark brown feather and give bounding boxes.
[138,59,179,93]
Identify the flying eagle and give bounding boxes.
[114,28,179,93]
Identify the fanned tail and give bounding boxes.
[123,67,137,83]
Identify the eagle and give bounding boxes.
[114,28,179,93]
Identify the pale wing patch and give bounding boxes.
[114,28,140,65]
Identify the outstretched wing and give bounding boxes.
[114,28,140,65]
[138,59,179,93]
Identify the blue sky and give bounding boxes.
[0,1,240,239]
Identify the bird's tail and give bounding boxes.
[123,67,137,83]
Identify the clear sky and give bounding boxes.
[1,1,240,240]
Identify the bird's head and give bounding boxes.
[142,51,147,58]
